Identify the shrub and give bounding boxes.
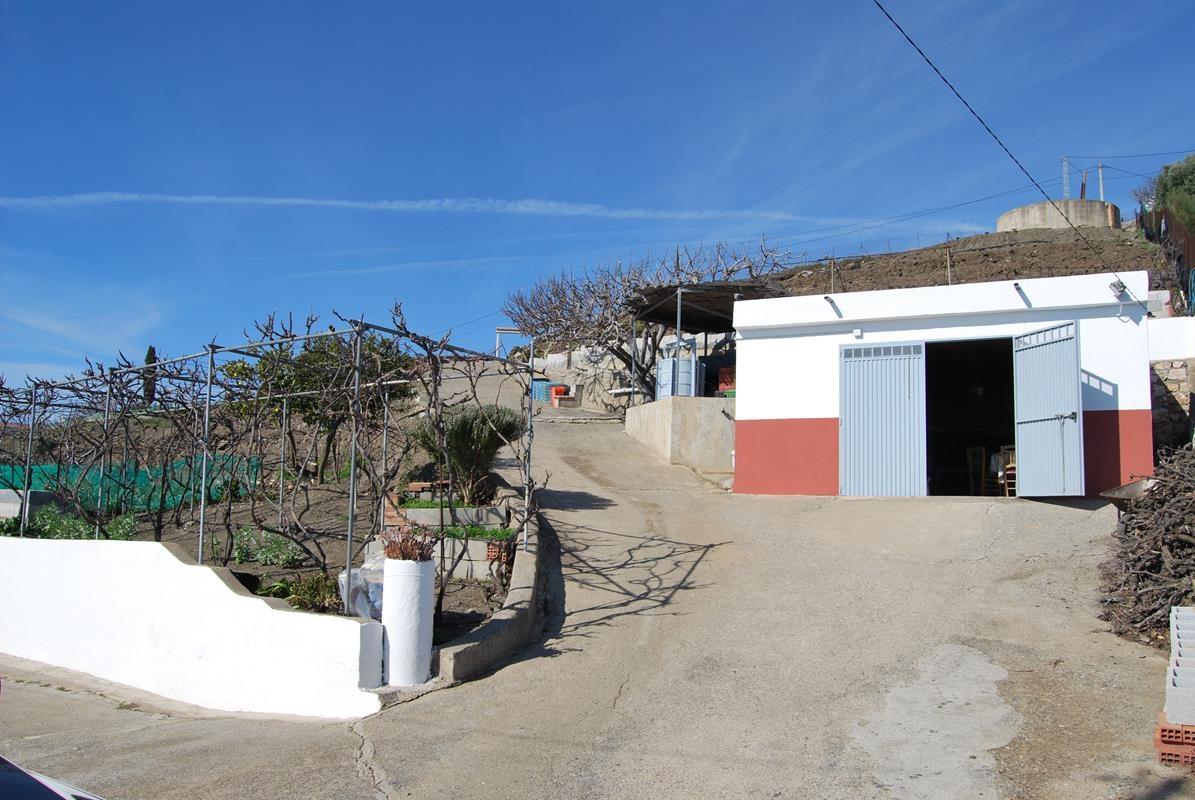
[257,574,342,614]
[32,506,91,539]
[106,514,137,541]
[231,527,304,566]
[411,404,526,505]
[233,527,258,563]
[255,532,305,567]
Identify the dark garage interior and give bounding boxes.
[926,338,1015,495]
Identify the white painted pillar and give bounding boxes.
[381,559,435,685]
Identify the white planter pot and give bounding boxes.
[381,558,435,686]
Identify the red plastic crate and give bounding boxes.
[1158,712,1195,746]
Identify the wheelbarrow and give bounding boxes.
[1099,477,1157,518]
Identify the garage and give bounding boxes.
[732,272,1154,497]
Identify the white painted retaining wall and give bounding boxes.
[0,538,383,718]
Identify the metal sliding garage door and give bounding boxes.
[1013,322,1085,496]
[840,343,926,496]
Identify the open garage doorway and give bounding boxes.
[926,338,1015,496]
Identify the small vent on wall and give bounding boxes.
[843,344,923,359]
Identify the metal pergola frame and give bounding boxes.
[3,317,537,582]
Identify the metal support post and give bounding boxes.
[278,398,288,532]
[19,387,37,536]
[378,391,389,530]
[674,288,683,398]
[345,325,364,585]
[188,406,198,519]
[95,379,112,538]
[197,346,215,564]
[523,338,535,552]
[629,315,637,407]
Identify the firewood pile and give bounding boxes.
[1100,448,1195,647]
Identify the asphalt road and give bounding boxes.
[0,415,1187,799]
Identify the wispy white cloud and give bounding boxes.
[0,191,808,223]
[0,361,86,384]
[3,303,162,355]
[293,254,543,279]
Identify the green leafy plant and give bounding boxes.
[229,527,303,566]
[398,497,477,509]
[256,574,342,614]
[105,513,137,541]
[233,526,258,564]
[411,404,527,505]
[256,532,305,566]
[441,525,517,542]
[31,506,91,539]
[0,516,20,536]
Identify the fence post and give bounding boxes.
[19,386,37,536]
[345,324,364,589]
[198,345,215,564]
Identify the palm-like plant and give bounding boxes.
[412,404,526,505]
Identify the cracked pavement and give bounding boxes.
[0,417,1187,798]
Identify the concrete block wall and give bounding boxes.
[1167,607,1195,725]
[0,538,383,718]
[1151,360,1193,450]
[624,396,735,473]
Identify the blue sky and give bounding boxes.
[1,0,1191,381]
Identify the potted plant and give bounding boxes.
[379,525,436,686]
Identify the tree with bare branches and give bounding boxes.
[503,238,792,396]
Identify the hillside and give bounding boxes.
[776,227,1169,299]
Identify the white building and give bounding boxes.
[732,271,1155,497]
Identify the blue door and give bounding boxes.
[1013,322,1085,496]
[840,343,927,496]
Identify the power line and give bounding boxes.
[769,177,1059,251]
[432,309,505,339]
[1065,149,1194,160]
[870,0,1149,311]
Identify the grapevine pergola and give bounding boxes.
[0,306,536,588]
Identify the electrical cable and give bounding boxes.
[870,0,1150,312]
[1065,149,1194,160]
[766,176,1064,252]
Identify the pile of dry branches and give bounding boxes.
[1101,447,1195,646]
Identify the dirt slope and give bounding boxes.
[776,227,1169,297]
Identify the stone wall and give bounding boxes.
[1152,360,1192,450]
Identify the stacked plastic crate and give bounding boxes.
[1158,607,1195,766]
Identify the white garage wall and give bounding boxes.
[735,271,1150,421]
[1149,316,1195,361]
[0,538,383,718]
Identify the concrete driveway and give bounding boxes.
[0,414,1186,799]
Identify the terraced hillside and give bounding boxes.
[777,226,1170,299]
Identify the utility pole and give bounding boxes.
[1062,156,1071,200]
